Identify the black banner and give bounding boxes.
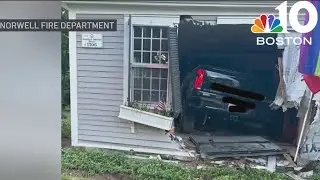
[0,19,117,31]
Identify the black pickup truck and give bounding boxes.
[176,23,283,136]
[180,65,270,133]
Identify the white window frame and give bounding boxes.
[216,16,255,24]
[128,15,179,108]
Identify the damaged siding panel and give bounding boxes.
[78,120,177,142]
[77,127,180,149]
[76,13,180,152]
[78,140,182,153]
[78,135,177,149]
[78,130,172,142]
[78,121,168,134]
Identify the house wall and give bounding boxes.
[74,13,186,156]
[66,1,309,156]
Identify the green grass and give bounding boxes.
[311,175,320,180]
[60,117,314,180]
[62,148,289,180]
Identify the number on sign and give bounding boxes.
[87,41,97,47]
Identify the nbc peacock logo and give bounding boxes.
[254,1,317,46]
[251,14,283,33]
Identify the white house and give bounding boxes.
[62,1,306,156]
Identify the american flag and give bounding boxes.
[156,100,166,110]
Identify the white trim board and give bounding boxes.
[217,17,255,24]
[123,15,130,105]
[75,142,191,157]
[63,3,280,16]
[131,15,180,27]
[63,1,295,8]
[68,10,78,146]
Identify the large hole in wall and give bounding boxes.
[171,16,306,155]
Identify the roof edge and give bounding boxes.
[62,1,295,8]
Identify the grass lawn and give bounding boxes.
[61,116,320,180]
[61,148,292,180]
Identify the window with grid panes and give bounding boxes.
[131,26,169,104]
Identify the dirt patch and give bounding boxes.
[62,138,71,148]
[94,173,132,180]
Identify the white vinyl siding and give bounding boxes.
[73,13,185,155]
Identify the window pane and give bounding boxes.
[152,68,160,77]
[143,39,151,51]
[142,52,151,63]
[160,91,167,102]
[143,27,151,38]
[134,77,142,88]
[151,52,160,64]
[151,91,159,102]
[162,52,169,58]
[152,39,160,51]
[160,69,168,78]
[151,79,159,90]
[161,40,168,51]
[143,77,150,89]
[134,67,142,77]
[142,68,151,77]
[160,53,168,64]
[134,52,141,63]
[134,27,142,37]
[134,90,142,101]
[134,39,141,50]
[158,53,167,64]
[160,79,167,90]
[161,27,169,38]
[152,27,161,38]
[142,90,150,101]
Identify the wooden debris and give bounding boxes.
[298,170,313,179]
[267,156,277,172]
[285,172,305,180]
[283,153,298,168]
